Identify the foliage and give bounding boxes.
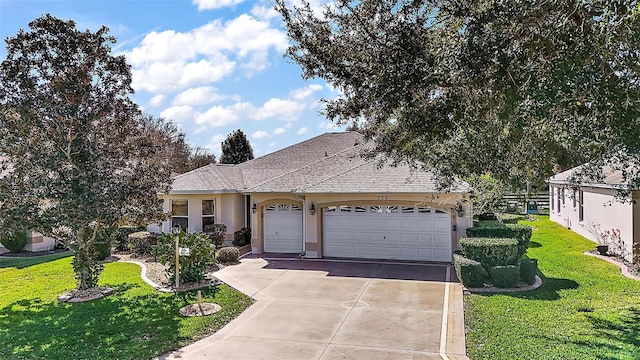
[496,213,523,224]
[112,226,143,252]
[453,251,488,288]
[519,258,538,285]
[466,216,640,359]
[204,224,227,248]
[487,265,521,288]
[128,231,157,256]
[219,129,254,165]
[459,237,519,267]
[466,223,532,259]
[216,246,240,264]
[152,231,216,285]
[0,229,27,253]
[233,227,251,247]
[0,15,172,289]
[0,255,252,359]
[275,1,640,190]
[92,242,111,261]
[466,174,508,216]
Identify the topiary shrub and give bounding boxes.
[112,226,142,252]
[497,213,523,224]
[233,227,251,247]
[128,231,157,256]
[92,242,112,261]
[460,237,519,267]
[204,224,227,248]
[466,224,532,259]
[453,251,488,288]
[217,246,240,263]
[519,258,538,285]
[0,230,27,253]
[152,230,216,285]
[488,265,521,288]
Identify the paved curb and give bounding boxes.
[464,275,543,293]
[118,259,173,293]
[584,251,640,280]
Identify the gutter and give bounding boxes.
[295,192,307,257]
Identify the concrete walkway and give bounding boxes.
[158,257,468,360]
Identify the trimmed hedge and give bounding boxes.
[488,265,521,288]
[497,213,523,224]
[113,226,143,251]
[233,227,251,247]
[92,242,111,261]
[466,224,532,258]
[128,231,157,256]
[453,251,488,288]
[217,246,240,263]
[519,258,538,285]
[0,230,27,253]
[460,237,519,267]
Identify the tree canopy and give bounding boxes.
[0,15,172,289]
[275,0,640,190]
[220,129,254,165]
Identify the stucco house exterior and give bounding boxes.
[150,132,472,262]
[548,164,640,262]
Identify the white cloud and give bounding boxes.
[204,134,226,157]
[252,130,271,139]
[193,0,244,11]
[273,127,286,135]
[285,122,293,128]
[318,121,337,130]
[149,94,166,107]
[268,141,277,148]
[297,127,308,135]
[172,86,228,106]
[253,98,306,121]
[194,102,252,127]
[291,84,323,100]
[160,105,194,123]
[251,4,279,20]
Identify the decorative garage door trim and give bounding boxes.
[323,205,451,262]
[263,203,303,253]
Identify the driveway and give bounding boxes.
[159,257,468,360]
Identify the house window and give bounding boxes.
[202,200,215,230]
[573,190,577,208]
[561,188,565,205]
[579,190,584,222]
[556,188,561,212]
[550,187,554,211]
[172,200,189,230]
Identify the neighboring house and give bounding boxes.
[548,164,640,262]
[0,155,56,252]
[151,132,472,262]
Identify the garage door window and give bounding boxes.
[172,200,189,230]
[370,205,383,213]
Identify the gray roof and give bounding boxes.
[170,132,467,194]
[548,163,638,189]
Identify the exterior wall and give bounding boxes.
[25,231,56,252]
[154,193,246,243]
[249,192,470,262]
[549,185,635,262]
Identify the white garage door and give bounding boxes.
[323,205,452,262]
[264,204,303,253]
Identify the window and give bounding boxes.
[556,188,561,212]
[202,200,215,230]
[265,205,276,211]
[325,206,336,212]
[573,190,577,208]
[385,206,398,213]
[550,187,554,211]
[292,205,302,211]
[278,204,290,211]
[354,206,367,213]
[418,207,431,213]
[402,206,415,213]
[340,205,352,212]
[172,200,189,230]
[579,190,584,221]
[561,188,565,205]
[370,205,383,213]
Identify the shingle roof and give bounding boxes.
[169,132,467,194]
[548,163,638,189]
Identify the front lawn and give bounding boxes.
[465,216,640,360]
[0,253,252,359]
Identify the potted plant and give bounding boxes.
[589,223,609,255]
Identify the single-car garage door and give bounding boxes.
[323,205,451,262]
[264,204,303,253]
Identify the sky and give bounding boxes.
[0,0,344,158]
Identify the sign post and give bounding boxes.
[172,226,181,289]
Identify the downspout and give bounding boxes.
[295,192,306,256]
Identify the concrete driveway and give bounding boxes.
[159,257,468,360]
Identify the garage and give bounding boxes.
[323,205,452,262]
[263,203,303,253]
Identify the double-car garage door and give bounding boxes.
[263,203,452,262]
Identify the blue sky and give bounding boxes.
[0,0,343,158]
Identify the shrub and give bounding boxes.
[152,231,216,285]
[128,231,157,256]
[519,258,538,285]
[233,227,251,247]
[466,224,532,259]
[217,246,240,263]
[92,242,111,261]
[478,212,497,220]
[453,251,488,288]
[488,265,521,288]
[460,237,519,267]
[497,213,523,224]
[0,230,27,253]
[205,224,227,248]
[112,226,142,252]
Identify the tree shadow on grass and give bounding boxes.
[0,252,73,269]
[528,241,542,248]
[476,271,580,301]
[0,283,231,360]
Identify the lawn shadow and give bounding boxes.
[476,271,579,301]
[0,251,73,269]
[528,241,542,248]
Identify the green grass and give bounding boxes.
[0,253,252,360]
[465,216,640,360]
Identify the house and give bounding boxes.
[151,132,472,262]
[548,164,640,262]
[0,156,56,252]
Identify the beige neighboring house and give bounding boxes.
[151,132,472,262]
[548,164,640,262]
[0,155,56,252]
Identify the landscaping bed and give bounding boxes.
[465,216,640,360]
